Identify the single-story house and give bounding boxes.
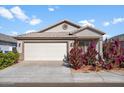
[0,33,17,53]
[111,34,124,48]
[15,20,105,61]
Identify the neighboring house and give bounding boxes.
[0,33,17,53]
[111,34,124,48]
[15,20,105,61]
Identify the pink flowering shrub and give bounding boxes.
[103,39,124,69]
[82,41,98,67]
[69,40,83,70]
[69,39,124,70]
[69,40,98,70]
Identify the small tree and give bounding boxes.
[69,40,83,70]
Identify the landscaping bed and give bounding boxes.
[71,65,124,73]
[0,51,19,70]
[68,39,124,72]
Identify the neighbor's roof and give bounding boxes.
[0,33,17,43]
[110,34,124,41]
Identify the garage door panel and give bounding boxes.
[24,43,67,61]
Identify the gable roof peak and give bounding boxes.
[69,25,105,35]
[38,19,82,33]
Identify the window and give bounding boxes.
[70,43,73,47]
[62,24,68,30]
[79,40,91,53]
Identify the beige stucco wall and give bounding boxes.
[17,40,23,53]
[45,23,78,32]
[17,40,24,60]
[68,40,74,51]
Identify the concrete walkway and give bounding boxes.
[0,61,124,86]
[72,71,124,83]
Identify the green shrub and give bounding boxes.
[4,52,16,66]
[14,53,19,63]
[0,52,4,66]
[0,51,19,69]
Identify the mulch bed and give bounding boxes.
[71,65,124,73]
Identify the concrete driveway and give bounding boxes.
[0,61,73,83]
[0,61,124,87]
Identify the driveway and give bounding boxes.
[0,61,124,87]
[0,61,73,83]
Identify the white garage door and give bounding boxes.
[24,43,67,61]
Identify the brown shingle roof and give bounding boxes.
[69,26,105,35]
[110,34,124,41]
[15,20,105,40]
[16,32,76,40]
[18,32,75,37]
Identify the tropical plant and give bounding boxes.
[69,39,124,70]
[103,38,124,69]
[69,40,83,70]
[83,41,98,67]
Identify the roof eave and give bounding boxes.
[15,36,101,40]
[71,26,105,35]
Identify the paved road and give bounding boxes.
[0,61,124,87]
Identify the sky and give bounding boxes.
[0,5,124,39]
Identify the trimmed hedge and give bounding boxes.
[0,51,19,70]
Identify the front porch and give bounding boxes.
[73,37,103,57]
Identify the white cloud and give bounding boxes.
[48,6,59,12]
[48,8,55,11]
[103,22,110,26]
[103,34,110,40]
[112,17,124,24]
[10,31,18,36]
[103,17,124,27]
[29,18,42,25]
[78,20,95,27]
[25,29,36,34]
[10,6,29,22]
[89,19,95,23]
[0,26,2,29]
[0,6,42,26]
[0,7,14,19]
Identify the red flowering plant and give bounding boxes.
[103,38,124,69]
[97,53,104,66]
[69,38,124,71]
[83,41,98,67]
[69,40,83,70]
